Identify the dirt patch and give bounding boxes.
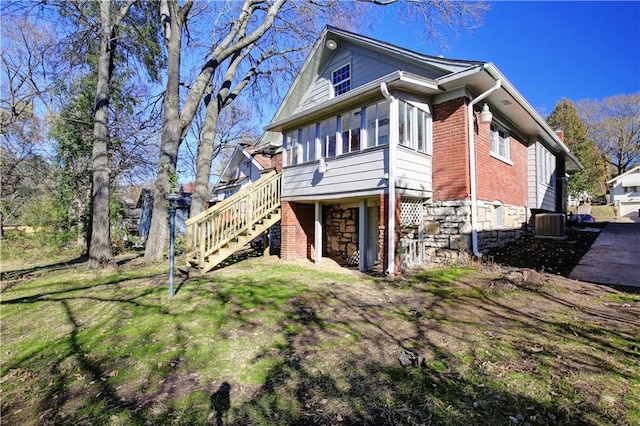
[485,225,603,276]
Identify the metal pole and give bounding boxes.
[169,204,176,298]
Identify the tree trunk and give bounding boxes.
[143,0,184,263]
[87,0,114,268]
[190,98,220,217]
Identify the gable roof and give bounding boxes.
[607,166,640,185]
[215,144,270,188]
[259,26,581,170]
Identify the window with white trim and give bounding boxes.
[340,109,361,154]
[320,118,337,158]
[332,64,351,96]
[284,130,299,166]
[398,100,432,154]
[365,100,390,148]
[540,146,556,188]
[490,123,511,161]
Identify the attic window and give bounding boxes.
[332,64,351,96]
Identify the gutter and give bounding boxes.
[483,64,582,170]
[381,82,397,275]
[468,78,502,258]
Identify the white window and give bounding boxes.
[284,130,299,166]
[339,109,362,155]
[321,118,337,158]
[491,123,511,161]
[493,202,504,228]
[540,147,555,188]
[398,100,431,154]
[298,125,316,163]
[332,64,351,96]
[365,100,390,148]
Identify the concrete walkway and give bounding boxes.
[570,222,640,288]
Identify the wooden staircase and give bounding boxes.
[185,171,281,275]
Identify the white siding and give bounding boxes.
[528,142,556,211]
[282,147,388,200]
[282,146,433,201]
[396,146,432,197]
[300,41,442,112]
[527,143,538,208]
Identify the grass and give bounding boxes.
[1,242,639,425]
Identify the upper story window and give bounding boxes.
[341,109,362,154]
[283,99,394,166]
[490,122,511,162]
[365,100,390,148]
[332,64,351,96]
[398,100,432,154]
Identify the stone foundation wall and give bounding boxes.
[401,198,528,266]
[325,205,359,264]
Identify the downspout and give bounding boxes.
[381,82,396,274]
[468,78,501,257]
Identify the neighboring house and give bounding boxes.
[212,143,279,203]
[608,166,640,219]
[249,26,581,274]
[135,187,192,239]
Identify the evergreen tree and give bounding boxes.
[547,98,607,198]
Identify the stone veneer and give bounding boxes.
[324,205,359,264]
[402,198,528,266]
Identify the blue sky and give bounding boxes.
[370,1,640,117]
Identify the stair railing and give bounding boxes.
[185,171,281,269]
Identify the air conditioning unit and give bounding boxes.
[535,213,565,237]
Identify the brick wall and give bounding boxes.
[280,201,315,261]
[432,97,470,200]
[475,124,528,206]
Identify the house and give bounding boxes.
[211,143,279,203]
[252,26,581,274]
[608,166,640,219]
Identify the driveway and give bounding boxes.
[570,222,640,288]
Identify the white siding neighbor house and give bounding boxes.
[608,166,640,219]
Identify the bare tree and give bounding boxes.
[578,93,640,178]
[0,17,64,228]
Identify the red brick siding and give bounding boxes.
[433,97,527,206]
[379,194,388,271]
[475,123,528,206]
[378,193,402,273]
[280,201,315,261]
[271,152,283,173]
[433,97,470,200]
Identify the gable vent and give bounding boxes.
[535,213,565,237]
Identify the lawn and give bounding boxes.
[1,246,639,425]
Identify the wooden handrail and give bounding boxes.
[185,171,281,268]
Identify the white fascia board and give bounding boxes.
[607,166,640,184]
[483,64,583,170]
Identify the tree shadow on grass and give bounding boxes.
[2,263,635,425]
[0,254,88,283]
